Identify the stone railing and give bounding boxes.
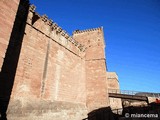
[108,89,160,98]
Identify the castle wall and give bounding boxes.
[7,5,87,119]
[10,23,86,103]
[0,1,121,119]
[73,28,109,111]
[0,1,27,119]
[0,0,20,71]
[107,72,119,90]
[107,72,122,110]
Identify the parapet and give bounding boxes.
[73,27,103,34]
[27,5,86,55]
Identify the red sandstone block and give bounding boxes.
[0,50,6,59]
[12,0,20,5]
[2,0,19,12]
[0,32,11,43]
[0,42,7,53]
[15,66,25,77]
[0,46,6,58]
[2,11,15,22]
[0,21,11,33]
[1,19,14,28]
[0,57,4,70]
[0,4,13,14]
[0,38,9,48]
[1,30,10,40]
[0,22,14,40]
[0,3,12,13]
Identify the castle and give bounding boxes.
[0,0,121,119]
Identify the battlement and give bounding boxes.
[73,27,103,34]
[27,5,86,55]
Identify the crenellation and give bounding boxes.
[35,12,41,18]
[29,4,36,12]
[78,44,86,52]
[61,30,66,36]
[73,27,102,34]
[47,19,53,26]
[56,26,63,33]
[71,38,76,44]
[68,36,74,42]
[64,33,70,39]
[51,23,58,30]
[74,41,79,46]
[41,14,48,22]
[27,4,86,53]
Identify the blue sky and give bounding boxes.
[30,0,160,93]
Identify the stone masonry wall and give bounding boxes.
[7,5,87,120]
[73,28,109,112]
[107,72,122,110]
[0,1,120,119]
[0,1,26,119]
[107,72,119,90]
[0,0,20,71]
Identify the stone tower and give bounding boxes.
[73,27,109,111]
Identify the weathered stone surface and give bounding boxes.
[10,21,86,102]
[73,28,109,111]
[0,1,120,119]
[107,72,119,89]
[107,72,122,110]
[8,101,87,120]
[7,6,87,119]
[0,0,20,71]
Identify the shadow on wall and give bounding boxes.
[83,103,160,120]
[83,107,115,120]
[0,0,29,120]
[121,102,160,120]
